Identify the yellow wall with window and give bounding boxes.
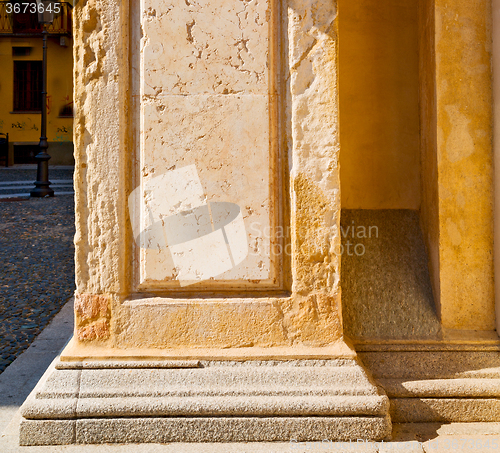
[0,4,73,165]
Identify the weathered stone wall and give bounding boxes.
[73,0,131,345]
[435,0,494,330]
[287,0,342,339]
[70,0,345,354]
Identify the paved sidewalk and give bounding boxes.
[0,168,75,373]
[0,297,74,452]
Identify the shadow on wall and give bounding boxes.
[13,143,74,165]
[341,209,441,341]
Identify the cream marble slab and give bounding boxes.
[134,0,282,289]
[142,0,270,95]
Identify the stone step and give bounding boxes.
[390,398,500,423]
[380,378,500,398]
[358,350,500,423]
[20,359,392,445]
[359,351,500,380]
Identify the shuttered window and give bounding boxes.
[13,60,42,112]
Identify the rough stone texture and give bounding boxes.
[390,399,500,423]
[75,294,109,322]
[61,337,356,361]
[287,0,341,329]
[114,295,343,349]
[359,350,500,423]
[117,297,289,349]
[380,379,500,398]
[25,394,388,419]
[54,0,498,445]
[359,351,500,380]
[341,210,441,341]
[75,294,110,341]
[73,0,129,301]
[79,417,391,444]
[21,360,389,419]
[20,416,391,445]
[55,360,202,369]
[433,0,495,330]
[19,359,391,445]
[71,0,344,353]
[19,420,76,446]
[37,369,81,399]
[76,320,110,341]
[6,293,500,451]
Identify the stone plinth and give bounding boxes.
[18,0,390,445]
[20,359,391,445]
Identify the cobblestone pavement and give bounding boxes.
[0,167,75,374]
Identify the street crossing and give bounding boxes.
[0,179,74,198]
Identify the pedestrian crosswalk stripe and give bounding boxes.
[0,179,73,186]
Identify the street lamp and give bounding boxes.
[30,1,55,197]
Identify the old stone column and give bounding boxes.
[421,0,495,331]
[494,0,500,334]
[19,0,390,445]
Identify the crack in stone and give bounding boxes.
[236,0,251,31]
[291,38,317,72]
[144,7,156,18]
[173,74,188,92]
[272,300,291,342]
[186,20,195,44]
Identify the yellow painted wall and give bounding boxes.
[339,0,421,209]
[0,36,73,147]
[339,0,495,332]
[418,0,441,317]
[434,0,495,330]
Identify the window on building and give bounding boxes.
[11,1,42,33]
[13,61,42,112]
[12,47,32,57]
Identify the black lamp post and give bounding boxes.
[31,1,55,197]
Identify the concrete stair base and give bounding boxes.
[358,349,500,423]
[19,358,391,445]
[20,416,392,446]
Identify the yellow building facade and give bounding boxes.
[0,1,73,165]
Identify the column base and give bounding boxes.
[19,358,391,445]
[20,416,391,445]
